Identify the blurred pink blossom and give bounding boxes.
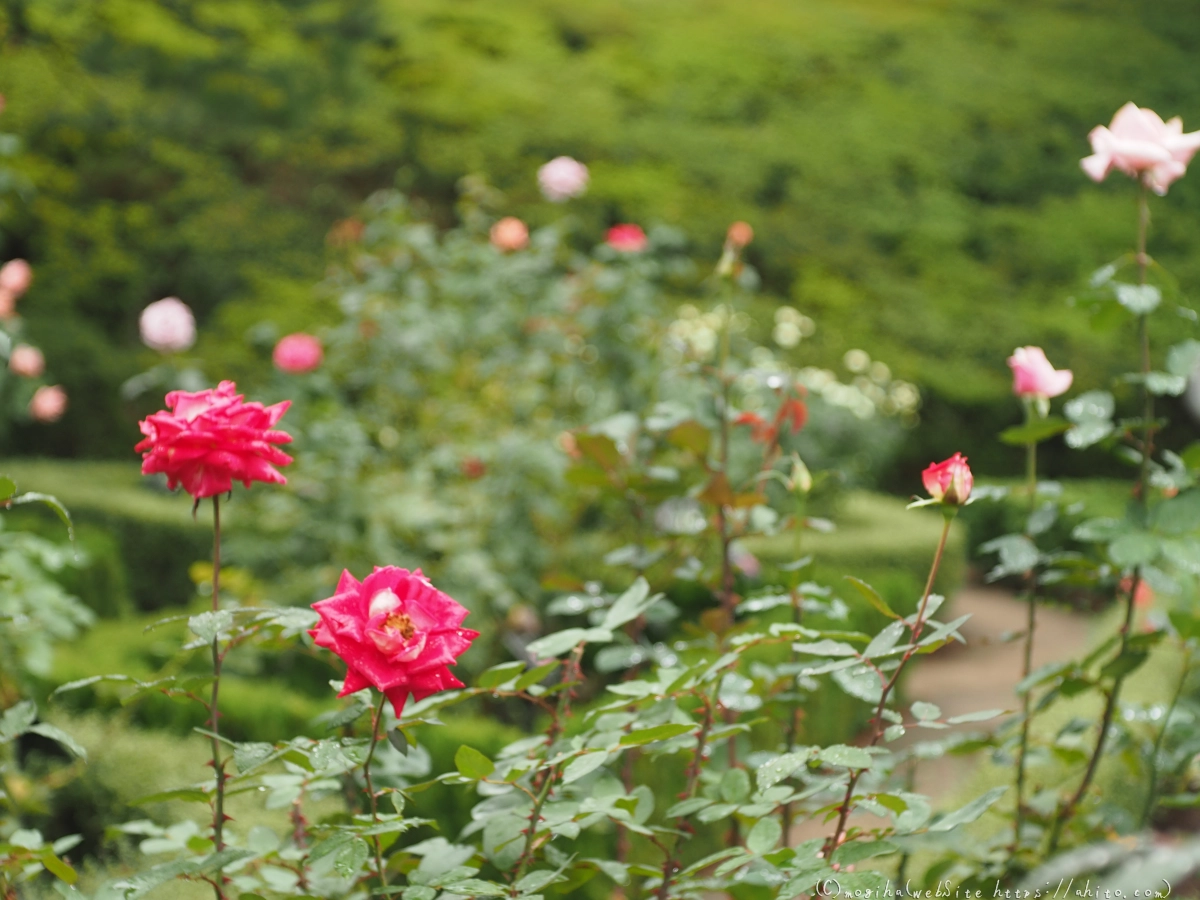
[9,344,44,378]
[273,333,323,373]
[140,297,196,353]
[29,385,67,422]
[538,156,589,202]
[1082,103,1200,195]
[606,224,647,253]
[1007,347,1073,399]
[0,259,32,298]
[490,217,529,252]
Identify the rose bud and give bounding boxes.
[922,453,973,507]
[490,216,529,252]
[29,384,67,422]
[9,344,44,378]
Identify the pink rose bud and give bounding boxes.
[606,224,648,253]
[29,384,67,423]
[922,452,973,506]
[0,259,33,299]
[538,156,589,202]
[726,221,754,249]
[309,566,480,717]
[139,297,196,353]
[273,333,323,374]
[9,344,44,378]
[1007,346,1073,400]
[489,216,529,252]
[1082,102,1200,195]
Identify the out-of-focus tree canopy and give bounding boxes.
[2,0,1199,469]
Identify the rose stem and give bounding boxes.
[362,692,390,889]
[826,514,954,857]
[1049,179,1152,852]
[1012,408,1040,857]
[209,495,228,900]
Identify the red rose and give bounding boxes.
[606,224,648,253]
[922,453,973,506]
[309,566,480,716]
[136,380,293,499]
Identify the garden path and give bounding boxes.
[788,584,1093,842]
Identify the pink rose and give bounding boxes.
[606,224,647,253]
[309,566,480,717]
[490,217,529,252]
[136,380,292,499]
[9,344,44,378]
[922,453,973,506]
[1007,346,1072,400]
[273,333,323,374]
[538,156,589,202]
[0,260,32,299]
[139,297,196,353]
[1082,102,1200,195]
[29,385,67,423]
[726,221,754,249]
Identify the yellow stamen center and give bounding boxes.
[383,612,416,640]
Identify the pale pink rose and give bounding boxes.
[29,385,67,422]
[538,156,589,202]
[1007,347,1073,399]
[1082,103,1200,195]
[139,297,196,353]
[9,344,44,378]
[272,333,323,374]
[490,217,529,252]
[0,260,32,299]
[606,224,647,253]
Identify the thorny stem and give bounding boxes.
[1049,181,1153,852]
[208,496,228,900]
[362,692,389,889]
[717,371,736,616]
[827,515,954,857]
[511,644,583,892]
[657,682,721,900]
[782,489,807,847]
[1141,647,1192,827]
[1013,414,1040,855]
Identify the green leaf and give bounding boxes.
[911,701,941,722]
[0,476,15,502]
[928,786,1007,831]
[999,417,1071,446]
[334,837,370,878]
[746,818,782,855]
[844,576,900,619]
[454,745,495,780]
[0,700,37,742]
[791,639,860,657]
[28,723,87,760]
[833,663,883,704]
[514,660,559,690]
[387,728,409,755]
[668,420,711,457]
[10,492,74,539]
[1073,517,1126,542]
[1064,391,1116,449]
[719,768,751,803]
[602,578,656,630]
[863,621,908,658]
[831,839,899,867]
[756,751,810,791]
[188,610,233,644]
[131,788,211,805]
[575,433,622,470]
[1100,649,1149,681]
[1108,532,1160,568]
[39,850,77,885]
[514,870,565,894]
[979,533,1039,580]
[562,751,609,784]
[525,628,589,658]
[1114,282,1161,315]
[819,745,872,769]
[619,723,694,746]
[478,661,525,689]
[1153,490,1200,534]
[666,797,714,818]
[946,709,1007,725]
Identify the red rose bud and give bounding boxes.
[726,221,754,249]
[309,566,479,717]
[922,453,973,506]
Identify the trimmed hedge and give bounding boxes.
[2,459,214,616]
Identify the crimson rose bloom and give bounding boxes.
[136,381,293,498]
[309,566,479,716]
[922,453,973,507]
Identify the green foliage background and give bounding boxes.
[3,0,1200,472]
